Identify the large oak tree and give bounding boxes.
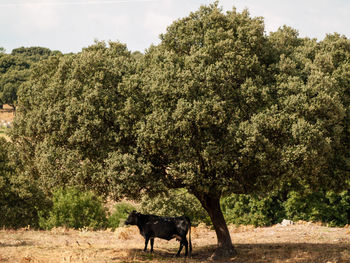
[106,4,348,257]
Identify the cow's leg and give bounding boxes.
[143,236,150,252]
[176,238,189,257]
[183,238,189,257]
[150,238,154,253]
[184,237,188,257]
[176,242,184,257]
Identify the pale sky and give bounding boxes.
[1,0,349,54]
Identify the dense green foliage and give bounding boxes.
[0,138,17,226]
[221,193,285,227]
[11,47,59,63]
[39,187,107,230]
[12,41,136,195]
[284,189,350,226]
[0,47,60,109]
[222,189,350,227]
[0,138,49,228]
[108,202,136,230]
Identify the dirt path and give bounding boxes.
[0,223,349,262]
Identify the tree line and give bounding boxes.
[1,2,350,257]
[0,47,61,110]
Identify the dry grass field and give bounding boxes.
[0,105,14,123]
[0,105,14,140]
[0,223,349,263]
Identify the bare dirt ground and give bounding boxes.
[0,223,349,263]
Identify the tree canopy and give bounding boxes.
[0,47,60,109]
[11,2,350,258]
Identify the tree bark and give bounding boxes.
[194,192,237,259]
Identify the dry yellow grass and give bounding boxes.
[0,105,14,123]
[0,105,14,141]
[0,223,349,263]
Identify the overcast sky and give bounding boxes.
[1,0,349,54]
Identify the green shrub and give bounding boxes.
[221,193,285,227]
[140,189,210,225]
[39,187,107,230]
[222,188,350,227]
[284,190,350,226]
[108,202,136,230]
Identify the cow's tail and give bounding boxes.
[186,216,192,256]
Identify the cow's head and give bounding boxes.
[125,210,140,225]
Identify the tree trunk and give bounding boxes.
[194,192,237,259]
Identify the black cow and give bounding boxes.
[125,211,192,257]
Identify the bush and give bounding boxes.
[140,189,210,225]
[222,188,350,227]
[221,193,285,227]
[284,190,350,226]
[39,187,107,230]
[108,202,136,230]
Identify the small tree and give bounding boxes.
[12,41,136,194]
